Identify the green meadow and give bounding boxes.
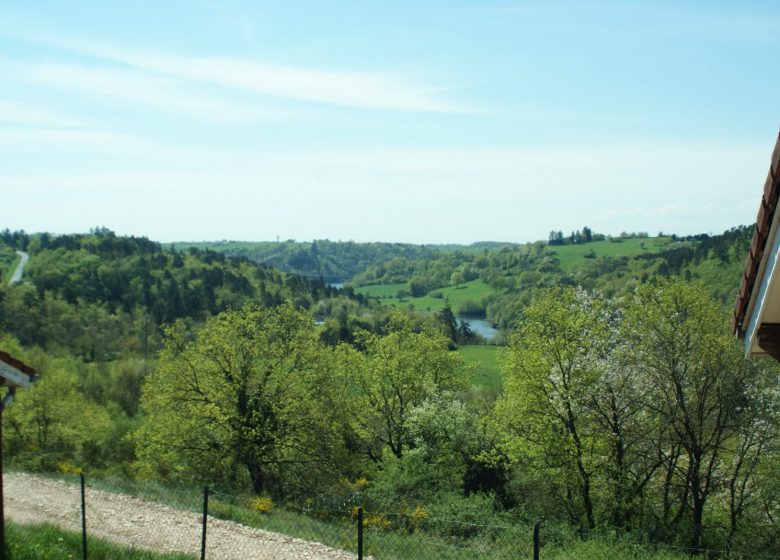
[550,237,672,272]
[355,279,495,315]
[352,282,408,299]
[457,344,502,393]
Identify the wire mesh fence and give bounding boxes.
[4,471,779,560]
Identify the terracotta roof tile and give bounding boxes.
[764,168,777,200]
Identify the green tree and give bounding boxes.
[355,312,467,460]
[135,303,355,495]
[622,279,760,550]
[1,339,113,471]
[435,304,458,347]
[495,287,610,530]
[450,270,465,288]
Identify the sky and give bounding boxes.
[1,1,778,244]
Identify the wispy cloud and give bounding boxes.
[1,28,467,113]
[0,126,155,155]
[129,56,464,112]
[0,99,86,127]
[20,62,286,122]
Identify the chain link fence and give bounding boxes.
[4,472,778,560]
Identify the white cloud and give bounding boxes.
[12,61,289,123]
[1,30,466,113]
[0,127,151,155]
[124,55,464,112]
[0,126,156,155]
[0,99,85,127]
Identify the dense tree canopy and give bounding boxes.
[135,304,359,494]
[494,280,780,550]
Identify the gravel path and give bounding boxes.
[5,473,359,560]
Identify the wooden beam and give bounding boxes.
[757,323,780,361]
[0,362,29,388]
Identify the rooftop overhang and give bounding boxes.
[733,132,780,359]
[0,351,37,389]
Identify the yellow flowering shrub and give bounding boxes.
[249,496,274,514]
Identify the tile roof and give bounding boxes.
[733,131,780,336]
[0,351,36,377]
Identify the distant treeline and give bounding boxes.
[0,228,368,360]
[172,239,439,282]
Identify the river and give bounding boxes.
[457,316,500,341]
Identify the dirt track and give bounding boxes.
[5,472,358,559]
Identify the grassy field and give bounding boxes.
[6,523,195,560]
[352,282,408,299]
[550,237,672,272]
[355,279,495,315]
[458,344,502,393]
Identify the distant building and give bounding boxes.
[733,132,780,360]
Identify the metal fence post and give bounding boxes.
[533,520,541,560]
[201,486,209,560]
[0,407,5,560]
[80,473,88,560]
[357,506,364,560]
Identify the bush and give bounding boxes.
[249,496,274,514]
[423,491,501,539]
[457,299,486,317]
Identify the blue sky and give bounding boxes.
[1,1,778,244]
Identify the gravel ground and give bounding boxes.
[5,472,359,560]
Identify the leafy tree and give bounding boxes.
[582,226,593,243]
[622,279,762,550]
[354,312,467,460]
[135,304,356,495]
[1,339,113,471]
[495,287,611,530]
[435,305,458,347]
[450,270,465,288]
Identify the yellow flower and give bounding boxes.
[249,496,274,514]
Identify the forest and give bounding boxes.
[0,226,777,557]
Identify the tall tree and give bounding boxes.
[622,279,756,550]
[354,312,466,460]
[135,303,355,495]
[495,287,611,530]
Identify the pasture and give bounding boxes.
[550,237,672,272]
[355,279,495,315]
[458,344,502,393]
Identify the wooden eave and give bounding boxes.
[0,351,36,388]
[733,131,780,357]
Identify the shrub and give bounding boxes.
[249,496,274,514]
[457,299,486,317]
